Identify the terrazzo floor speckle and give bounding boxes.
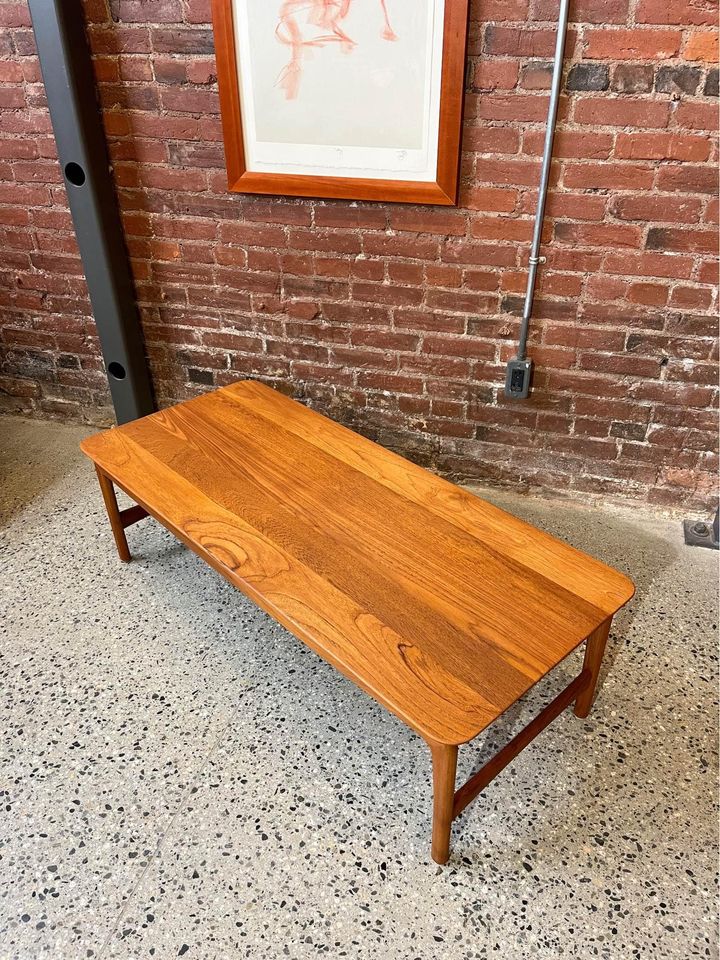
[1,414,717,960]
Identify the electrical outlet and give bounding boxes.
[504,358,533,399]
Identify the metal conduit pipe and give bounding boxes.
[504,0,571,399]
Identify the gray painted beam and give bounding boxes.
[28,0,154,424]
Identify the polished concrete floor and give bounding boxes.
[1,415,717,960]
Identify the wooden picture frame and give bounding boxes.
[210,0,469,205]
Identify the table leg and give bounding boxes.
[429,741,458,865]
[574,617,612,718]
[95,466,131,563]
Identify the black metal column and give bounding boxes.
[28,0,154,424]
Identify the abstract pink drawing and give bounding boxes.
[276,0,398,100]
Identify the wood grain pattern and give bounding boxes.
[210,0,469,205]
[220,381,635,617]
[81,380,634,748]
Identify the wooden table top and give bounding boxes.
[81,380,634,746]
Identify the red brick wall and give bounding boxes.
[0,0,718,510]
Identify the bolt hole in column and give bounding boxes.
[64,161,86,186]
[108,361,126,380]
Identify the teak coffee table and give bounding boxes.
[81,380,634,863]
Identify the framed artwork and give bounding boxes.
[211,0,469,205]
